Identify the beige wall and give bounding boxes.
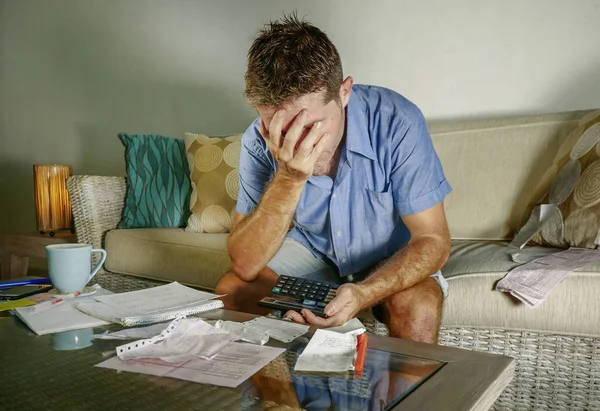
[1,0,600,233]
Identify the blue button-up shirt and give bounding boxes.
[236,84,451,277]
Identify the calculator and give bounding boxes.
[258,275,340,318]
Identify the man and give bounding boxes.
[215,15,452,344]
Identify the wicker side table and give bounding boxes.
[0,232,77,280]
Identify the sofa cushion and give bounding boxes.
[105,228,229,290]
[118,133,192,229]
[521,111,600,248]
[441,240,600,337]
[429,110,592,240]
[184,133,242,233]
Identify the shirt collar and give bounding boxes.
[344,89,376,161]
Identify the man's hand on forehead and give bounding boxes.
[259,108,330,181]
[262,109,321,136]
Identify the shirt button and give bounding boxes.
[341,257,348,263]
[332,194,337,198]
[337,231,342,237]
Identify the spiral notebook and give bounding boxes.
[76,282,224,326]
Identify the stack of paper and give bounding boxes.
[77,282,223,326]
[13,285,111,335]
[496,247,600,307]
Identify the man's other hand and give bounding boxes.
[284,283,364,327]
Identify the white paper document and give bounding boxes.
[116,318,234,362]
[96,342,286,388]
[93,282,218,315]
[294,329,357,373]
[243,317,309,343]
[13,285,111,335]
[496,247,600,307]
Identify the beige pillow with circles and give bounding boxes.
[184,132,242,233]
[521,110,600,248]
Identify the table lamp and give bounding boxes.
[33,164,74,236]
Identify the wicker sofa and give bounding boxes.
[67,110,600,410]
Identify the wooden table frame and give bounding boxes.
[0,232,77,279]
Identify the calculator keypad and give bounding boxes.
[272,275,339,305]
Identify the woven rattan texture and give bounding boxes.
[439,327,600,410]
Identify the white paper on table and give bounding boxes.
[13,285,111,335]
[294,329,357,373]
[214,320,269,345]
[96,342,286,388]
[94,322,171,340]
[496,247,600,308]
[243,317,309,343]
[93,282,219,315]
[116,317,234,362]
[326,318,366,335]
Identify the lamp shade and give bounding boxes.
[33,164,73,235]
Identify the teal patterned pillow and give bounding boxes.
[118,133,192,228]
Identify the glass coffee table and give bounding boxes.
[0,305,513,410]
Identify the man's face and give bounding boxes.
[256,77,353,176]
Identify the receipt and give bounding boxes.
[214,320,269,345]
[294,329,357,372]
[243,317,309,343]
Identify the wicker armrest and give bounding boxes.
[67,175,126,251]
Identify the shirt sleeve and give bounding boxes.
[389,107,452,216]
[236,118,277,216]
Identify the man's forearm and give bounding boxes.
[228,172,306,280]
[357,235,450,308]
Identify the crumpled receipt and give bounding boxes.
[214,320,269,345]
[116,317,234,363]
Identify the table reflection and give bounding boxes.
[242,337,444,411]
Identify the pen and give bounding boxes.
[0,278,52,289]
[355,332,368,377]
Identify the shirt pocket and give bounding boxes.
[361,188,396,239]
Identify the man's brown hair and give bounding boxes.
[245,13,343,108]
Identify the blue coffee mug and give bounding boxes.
[46,244,107,292]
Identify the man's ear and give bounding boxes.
[259,118,269,138]
[340,76,354,107]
